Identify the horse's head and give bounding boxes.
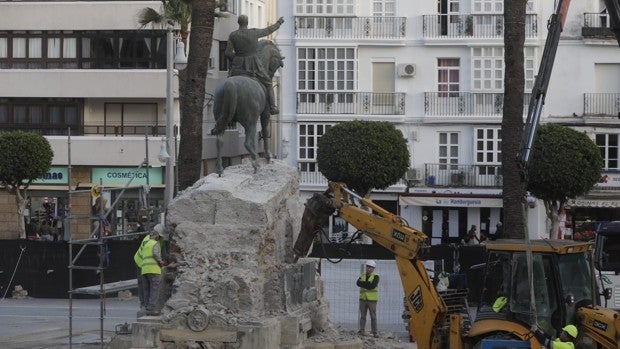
[259,40,284,78]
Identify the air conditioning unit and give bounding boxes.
[405,168,423,182]
[397,63,416,78]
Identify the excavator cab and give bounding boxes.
[470,240,597,344]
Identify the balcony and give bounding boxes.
[423,164,502,188]
[584,93,620,117]
[582,12,616,39]
[0,124,167,137]
[298,169,406,192]
[422,14,537,40]
[295,16,406,40]
[297,92,406,115]
[424,92,531,117]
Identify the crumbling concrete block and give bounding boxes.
[238,318,281,349]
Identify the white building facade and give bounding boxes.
[0,0,273,239]
[276,0,620,243]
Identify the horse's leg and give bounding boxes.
[260,108,271,162]
[244,122,259,173]
[216,133,224,177]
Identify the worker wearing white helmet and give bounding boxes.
[138,223,167,316]
[357,260,380,337]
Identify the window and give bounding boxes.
[0,30,166,69]
[373,0,395,16]
[103,103,158,136]
[471,47,536,91]
[439,132,459,170]
[472,0,503,13]
[472,48,503,91]
[438,58,460,97]
[0,98,83,135]
[295,0,355,15]
[298,123,333,172]
[596,133,619,169]
[475,128,501,175]
[297,47,356,108]
[298,47,355,91]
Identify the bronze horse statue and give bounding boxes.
[211,40,284,175]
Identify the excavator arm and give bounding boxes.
[293,182,449,349]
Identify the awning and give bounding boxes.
[399,195,503,208]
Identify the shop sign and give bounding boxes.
[91,167,163,186]
[567,199,620,208]
[32,166,68,185]
[399,196,503,208]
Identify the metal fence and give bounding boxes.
[320,259,408,336]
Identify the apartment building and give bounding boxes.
[276,0,620,243]
[0,0,274,240]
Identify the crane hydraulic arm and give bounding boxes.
[293,182,452,349]
[519,0,571,171]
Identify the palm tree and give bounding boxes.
[502,0,528,238]
[137,0,192,49]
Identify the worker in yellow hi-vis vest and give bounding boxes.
[136,224,166,316]
[357,260,380,338]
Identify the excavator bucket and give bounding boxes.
[293,193,336,261]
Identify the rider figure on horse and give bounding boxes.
[225,15,284,115]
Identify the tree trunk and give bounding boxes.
[502,0,528,239]
[178,0,216,190]
[15,188,27,239]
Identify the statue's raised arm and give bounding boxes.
[225,15,284,115]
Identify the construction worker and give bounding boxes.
[531,324,578,349]
[133,229,152,312]
[357,260,380,337]
[140,224,166,316]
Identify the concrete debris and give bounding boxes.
[149,161,416,349]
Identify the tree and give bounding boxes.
[527,124,603,239]
[502,0,528,239]
[178,0,217,189]
[138,0,226,190]
[316,121,410,196]
[0,132,53,239]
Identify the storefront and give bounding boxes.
[90,166,164,236]
[566,193,620,241]
[18,166,165,240]
[399,193,503,245]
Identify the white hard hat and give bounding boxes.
[365,260,376,268]
[151,224,167,238]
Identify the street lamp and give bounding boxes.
[164,23,187,209]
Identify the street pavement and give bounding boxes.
[0,296,138,348]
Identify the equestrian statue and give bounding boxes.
[211,15,285,176]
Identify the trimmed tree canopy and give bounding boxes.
[0,131,53,188]
[527,124,603,202]
[317,120,410,195]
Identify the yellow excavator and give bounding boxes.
[293,182,620,349]
[293,1,620,347]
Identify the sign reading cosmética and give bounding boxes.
[91,167,163,186]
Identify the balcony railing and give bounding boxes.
[424,163,502,188]
[295,16,406,39]
[423,14,538,39]
[297,92,406,115]
[299,169,407,190]
[582,12,616,39]
[424,92,531,116]
[584,93,620,116]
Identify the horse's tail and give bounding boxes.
[212,79,237,135]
